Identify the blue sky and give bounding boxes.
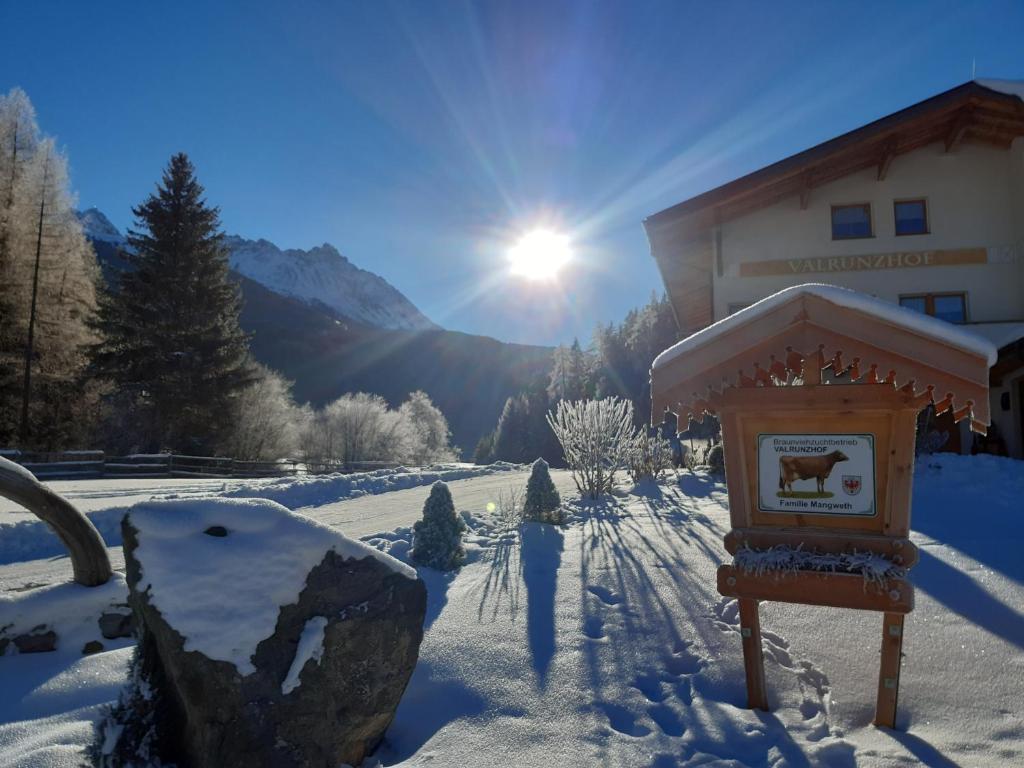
[2,1,1022,346]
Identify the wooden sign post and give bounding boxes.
[650,285,994,727]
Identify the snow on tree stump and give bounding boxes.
[102,498,426,768]
[523,458,562,524]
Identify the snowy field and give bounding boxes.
[1,455,1023,766]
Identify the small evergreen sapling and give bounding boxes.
[523,458,562,523]
[412,481,465,570]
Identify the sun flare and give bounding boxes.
[507,229,572,281]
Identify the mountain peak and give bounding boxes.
[79,209,438,332]
[76,208,124,244]
[228,235,437,331]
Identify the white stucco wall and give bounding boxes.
[711,138,1024,457]
[713,140,1024,323]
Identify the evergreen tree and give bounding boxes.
[92,153,251,453]
[411,481,466,570]
[491,394,531,463]
[523,457,562,523]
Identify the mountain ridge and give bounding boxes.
[77,208,552,454]
[76,208,438,332]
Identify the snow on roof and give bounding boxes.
[652,284,999,371]
[961,322,1024,352]
[976,78,1024,102]
[127,497,416,676]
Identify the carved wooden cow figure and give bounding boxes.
[778,450,849,494]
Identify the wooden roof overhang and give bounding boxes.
[645,81,1024,235]
[651,286,995,432]
[643,82,1024,333]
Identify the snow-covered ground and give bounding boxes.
[2,455,1023,766]
[0,463,528,588]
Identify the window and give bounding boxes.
[899,293,966,324]
[831,203,872,239]
[894,199,928,236]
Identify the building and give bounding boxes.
[644,80,1024,457]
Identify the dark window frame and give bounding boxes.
[894,198,929,236]
[898,291,967,324]
[830,203,873,240]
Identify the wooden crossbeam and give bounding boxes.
[877,137,899,181]
[717,565,915,613]
[944,108,973,153]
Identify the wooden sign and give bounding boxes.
[650,284,994,728]
[737,246,986,277]
[758,433,875,516]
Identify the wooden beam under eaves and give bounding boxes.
[944,108,974,153]
[799,174,813,210]
[877,137,898,181]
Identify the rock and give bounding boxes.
[0,637,8,656]
[13,627,56,653]
[99,611,134,639]
[83,640,104,654]
[204,525,228,537]
[108,509,426,768]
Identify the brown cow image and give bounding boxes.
[778,450,849,494]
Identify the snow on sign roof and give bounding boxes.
[651,284,996,426]
[653,284,997,370]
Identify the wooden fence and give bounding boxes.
[0,450,301,481]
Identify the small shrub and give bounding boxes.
[493,486,524,530]
[547,397,635,499]
[627,432,675,484]
[412,481,465,570]
[705,443,725,477]
[523,458,562,523]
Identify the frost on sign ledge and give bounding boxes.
[733,543,905,588]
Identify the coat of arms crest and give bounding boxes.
[842,475,862,496]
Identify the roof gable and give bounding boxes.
[645,81,1024,233]
[651,284,995,429]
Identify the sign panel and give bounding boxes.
[738,247,986,277]
[757,433,875,516]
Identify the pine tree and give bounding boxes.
[523,457,562,523]
[411,481,466,570]
[92,153,251,453]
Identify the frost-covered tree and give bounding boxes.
[0,89,100,448]
[222,362,303,461]
[523,457,562,523]
[300,392,411,470]
[547,338,594,402]
[626,431,675,484]
[547,398,635,499]
[411,481,465,570]
[398,390,456,465]
[92,153,252,453]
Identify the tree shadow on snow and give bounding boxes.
[520,521,563,689]
[477,529,521,623]
[415,566,454,631]
[376,659,487,764]
[913,548,1024,652]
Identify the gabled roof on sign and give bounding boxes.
[653,284,998,370]
[644,80,1024,232]
[650,284,996,428]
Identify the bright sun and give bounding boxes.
[507,229,572,281]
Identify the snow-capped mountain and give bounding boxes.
[75,209,438,332]
[76,207,124,244]
[224,236,438,332]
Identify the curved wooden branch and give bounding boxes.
[0,457,112,586]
